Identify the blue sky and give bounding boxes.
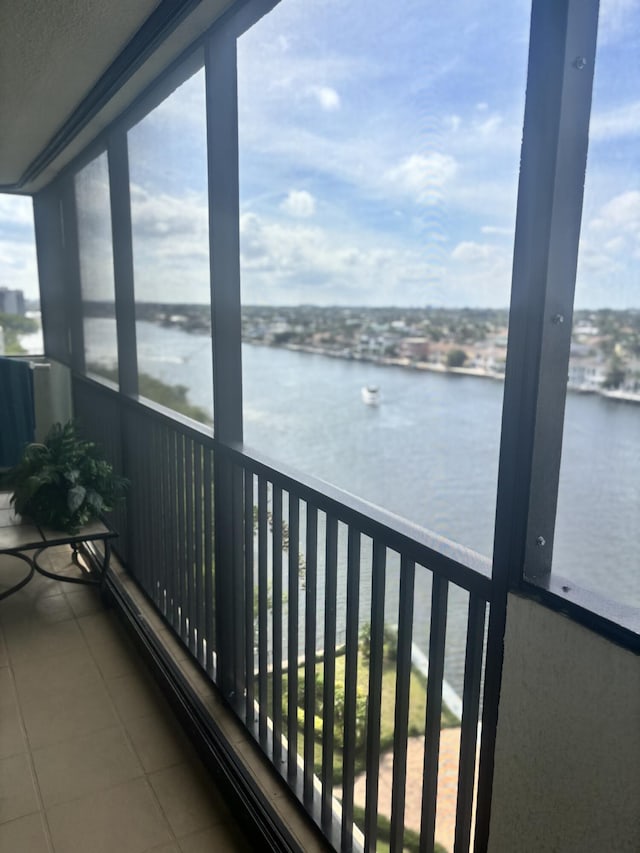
[0,0,638,308]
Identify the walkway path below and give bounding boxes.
[353,728,462,853]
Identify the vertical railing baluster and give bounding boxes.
[390,556,416,852]
[272,485,284,767]
[420,574,449,853]
[150,423,165,607]
[454,596,486,853]
[157,423,169,618]
[244,468,255,724]
[287,494,300,782]
[257,477,269,746]
[232,463,246,710]
[303,504,318,805]
[204,445,214,676]
[321,515,338,830]
[168,427,179,632]
[141,412,153,595]
[341,526,361,851]
[194,442,204,665]
[185,437,195,654]
[176,431,187,641]
[364,541,386,850]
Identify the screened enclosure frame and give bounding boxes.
[28,0,640,850]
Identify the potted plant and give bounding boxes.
[1,421,127,534]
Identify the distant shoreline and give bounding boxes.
[245,340,640,405]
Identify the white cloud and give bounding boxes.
[0,194,38,298]
[480,225,513,237]
[239,208,518,306]
[597,0,637,44]
[451,241,498,263]
[0,194,34,226]
[597,190,640,230]
[310,86,341,111]
[281,190,316,218]
[129,185,210,301]
[590,101,640,142]
[385,153,458,205]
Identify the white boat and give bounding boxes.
[361,385,381,405]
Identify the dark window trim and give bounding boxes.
[3,0,204,192]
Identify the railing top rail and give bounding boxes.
[221,440,493,598]
[74,375,493,597]
[74,374,215,444]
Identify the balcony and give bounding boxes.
[1,1,639,851]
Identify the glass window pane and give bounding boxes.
[554,6,640,609]
[128,64,212,426]
[238,0,530,556]
[0,194,42,355]
[75,152,118,384]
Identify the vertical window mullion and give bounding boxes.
[61,175,85,375]
[493,0,600,592]
[477,2,600,850]
[522,0,600,583]
[206,26,244,700]
[108,131,138,397]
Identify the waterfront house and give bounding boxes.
[0,2,638,853]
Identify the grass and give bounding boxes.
[260,642,456,852]
[261,643,459,786]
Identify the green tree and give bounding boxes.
[446,348,467,368]
[0,312,38,354]
[603,356,626,389]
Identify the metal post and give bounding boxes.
[107,131,138,397]
[205,28,244,700]
[475,2,600,850]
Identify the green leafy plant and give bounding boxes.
[2,421,127,533]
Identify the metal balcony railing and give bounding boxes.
[73,376,494,853]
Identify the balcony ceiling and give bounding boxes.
[0,0,232,194]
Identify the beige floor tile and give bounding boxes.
[13,570,64,600]
[12,645,102,705]
[0,813,50,853]
[0,752,39,824]
[1,589,75,627]
[178,822,252,853]
[33,725,144,808]
[90,635,145,680]
[149,762,229,838]
[0,701,27,759]
[46,777,172,853]
[64,586,105,617]
[0,665,16,707]
[77,610,125,647]
[147,844,181,853]
[0,558,34,599]
[125,711,189,773]
[105,672,164,723]
[21,679,119,749]
[3,616,86,666]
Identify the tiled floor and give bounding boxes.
[0,546,252,853]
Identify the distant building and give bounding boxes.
[0,287,25,315]
[399,336,430,361]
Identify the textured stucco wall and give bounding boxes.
[488,594,640,853]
